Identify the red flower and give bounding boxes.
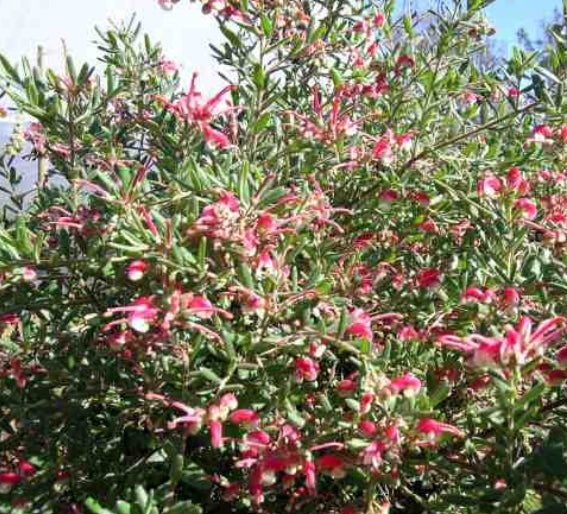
[295,357,319,382]
[416,418,464,439]
[416,268,442,289]
[229,409,260,429]
[316,454,346,478]
[346,308,373,342]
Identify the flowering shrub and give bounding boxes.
[2,1,567,512]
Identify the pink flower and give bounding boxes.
[507,86,521,98]
[187,296,214,318]
[17,461,36,477]
[362,440,387,468]
[378,189,399,204]
[372,138,393,164]
[502,287,520,308]
[127,260,148,282]
[257,250,277,275]
[360,392,374,414]
[229,409,259,429]
[532,124,554,142]
[244,430,271,448]
[303,459,316,493]
[438,316,564,368]
[159,59,178,74]
[257,213,277,234]
[200,123,231,149]
[21,266,37,282]
[209,419,224,448]
[477,173,502,198]
[514,198,537,219]
[0,313,19,326]
[168,401,205,432]
[388,372,421,396]
[461,286,495,304]
[296,357,319,382]
[398,325,420,342]
[416,268,442,289]
[374,13,386,27]
[336,377,357,396]
[171,73,234,124]
[359,420,377,437]
[418,218,438,234]
[506,167,531,195]
[0,472,22,493]
[128,297,160,333]
[416,418,464,439]
[346,308,373,342]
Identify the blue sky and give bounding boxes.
[486,0,561,52]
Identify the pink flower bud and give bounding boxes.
[127,260,147,282]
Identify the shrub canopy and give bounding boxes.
[2,1,567,513]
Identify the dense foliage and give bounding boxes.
[2,0,567,512]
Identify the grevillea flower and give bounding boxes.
[398,325,421,342]
[360,392,374,414]
[359,420,378,437]
[438,316,564,368]
[514,198,537,219]
[378,189,399,204]
[167,401,205,432]
[21,266,37,282]
[416,268,442,289]
[200,122,231,149]
[127,260,148,281]
[0,472,22,493]
[303,459,316,493]
[416,418,464,439]
[336,377,357,396]
[372,137,393,164]
[295,357,319,382]
[388,372,421,396]
[229,409,259,429]
[209,419,224,448]
[346,308,373,342]
[17,461,36,477]
[532,124,554,143]
[557,346,567,368]
[362,440,387,469]
[374,13,386,27]
[502,287,520,308]
[244,430,271,448]
[477,173,502,198]
[128,298,159,333]
[461,286,495,304]
[316,454,346,478]
[506,166,531,195]
[257,212,278,234]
